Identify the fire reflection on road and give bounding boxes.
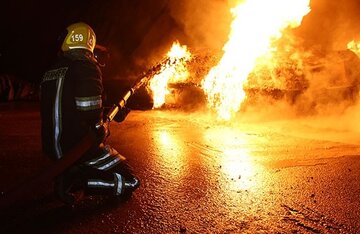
[112,110,360,232]
[221,148,255,191]
[203,127,260,191]
[151,128,187,180]
[150,114,265,194]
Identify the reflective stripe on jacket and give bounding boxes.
[40,51,103,159]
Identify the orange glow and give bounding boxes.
[149,41,192,108]
[204,126,260,191]
[151,127,186,180]
[202,0,311,120]
[347,40,360,57]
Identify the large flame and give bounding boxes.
[150,41,192,108]
[202,0,311,120]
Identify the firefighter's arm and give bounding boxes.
[73,61,106,141]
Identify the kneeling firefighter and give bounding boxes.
[40,22,140,204]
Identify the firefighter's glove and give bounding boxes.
[114,107,131,123]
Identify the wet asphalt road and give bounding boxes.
[0,102,360,233]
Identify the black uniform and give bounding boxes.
[41,50,103,158]
[40,49,139,203]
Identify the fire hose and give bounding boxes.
[0,56,180,210]
[106,57,172,122]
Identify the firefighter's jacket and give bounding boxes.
[40,50,103,160]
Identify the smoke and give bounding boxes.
[297,0,360,51]
[168,0,232,51]
[238,44,360,131]
[237,0,360,135]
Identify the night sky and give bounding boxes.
[0,0,177,83]
[2,0,360,84]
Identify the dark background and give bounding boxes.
[0,0,180,84]
[1,0,360,84]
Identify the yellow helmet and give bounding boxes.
[61,22,96,53]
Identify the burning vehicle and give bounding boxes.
[243,47,360,114]
[147,46,360,115]
[144,0,360,120]
[102,0,360,121]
